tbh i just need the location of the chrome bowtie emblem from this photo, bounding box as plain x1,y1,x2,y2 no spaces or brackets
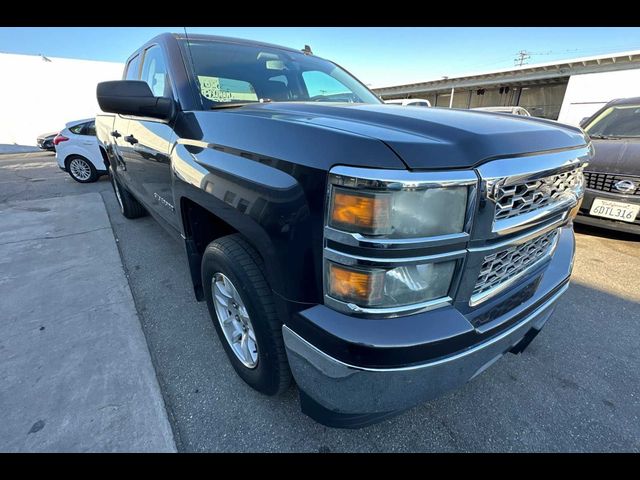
614,179,636,193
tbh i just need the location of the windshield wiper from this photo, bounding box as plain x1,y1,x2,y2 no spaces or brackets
210,102,258,110
210,99,273,110
589,134,622,140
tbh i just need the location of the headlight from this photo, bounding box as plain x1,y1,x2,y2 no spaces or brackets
327,260,457,309
324,166,476,315
329,185,468,237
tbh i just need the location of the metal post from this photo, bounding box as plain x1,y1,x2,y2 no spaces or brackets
449,87,455,108
515,86,523,106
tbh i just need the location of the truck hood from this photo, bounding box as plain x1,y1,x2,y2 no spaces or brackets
588,138,640,176
229,103,588,169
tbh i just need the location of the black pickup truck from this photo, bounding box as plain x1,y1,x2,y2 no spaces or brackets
96,33,590,428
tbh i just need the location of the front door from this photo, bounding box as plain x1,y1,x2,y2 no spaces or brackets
122,44,179,231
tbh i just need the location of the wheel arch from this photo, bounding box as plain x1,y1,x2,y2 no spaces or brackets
179,196,286,306
64,152,87,168
171,139,322,316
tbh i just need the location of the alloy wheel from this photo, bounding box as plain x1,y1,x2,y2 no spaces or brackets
69,158,91,181
212,272,259,368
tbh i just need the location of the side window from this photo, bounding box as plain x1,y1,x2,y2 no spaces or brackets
81,121,96,136
140,45,171,98
69,124,83,134
124,54,141,80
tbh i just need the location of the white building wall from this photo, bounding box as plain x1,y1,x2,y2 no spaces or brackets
0,53,124,146
558,69,640,126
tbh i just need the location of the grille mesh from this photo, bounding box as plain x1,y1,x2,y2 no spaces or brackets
492,167,584,220
584,171,640,196
473,229,558,299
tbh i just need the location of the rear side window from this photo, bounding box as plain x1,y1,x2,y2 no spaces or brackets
141,45,172,98
125,54,141,80
69,121,95,136
81,121,96,136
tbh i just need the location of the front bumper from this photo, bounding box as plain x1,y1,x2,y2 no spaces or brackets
575,188,640,234
283,227,575,428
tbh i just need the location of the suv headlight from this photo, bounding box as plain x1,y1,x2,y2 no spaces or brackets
324,167,477,314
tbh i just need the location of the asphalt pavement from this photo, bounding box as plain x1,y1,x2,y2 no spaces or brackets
1,152,638,452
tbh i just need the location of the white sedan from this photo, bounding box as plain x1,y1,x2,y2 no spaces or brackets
54,118,107,183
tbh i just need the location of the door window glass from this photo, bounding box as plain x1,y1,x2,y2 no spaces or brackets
125,54,141,80
141,46,171,97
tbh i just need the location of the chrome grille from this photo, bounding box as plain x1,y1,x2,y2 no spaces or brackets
491,167,585,220
472,229,559,303
584,171,640,196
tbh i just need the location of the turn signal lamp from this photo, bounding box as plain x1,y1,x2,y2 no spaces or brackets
327,263,384,306
329,189,391,235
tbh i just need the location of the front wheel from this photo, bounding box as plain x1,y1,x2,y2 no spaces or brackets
202,234,291,395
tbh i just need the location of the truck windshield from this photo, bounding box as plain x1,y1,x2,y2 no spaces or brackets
585,104,640,138
179,39,382,108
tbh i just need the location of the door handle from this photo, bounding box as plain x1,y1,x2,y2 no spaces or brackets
110,130,121,138
124,135,138,145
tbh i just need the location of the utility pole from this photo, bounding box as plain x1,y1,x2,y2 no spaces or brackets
514,50,531,67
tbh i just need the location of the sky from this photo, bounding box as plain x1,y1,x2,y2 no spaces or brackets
2,27,640,88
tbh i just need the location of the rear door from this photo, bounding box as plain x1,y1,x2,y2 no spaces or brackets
78,121,105,171
121,44,178,230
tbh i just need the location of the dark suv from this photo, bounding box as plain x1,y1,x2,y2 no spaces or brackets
576,97,640,234
96,33,590,428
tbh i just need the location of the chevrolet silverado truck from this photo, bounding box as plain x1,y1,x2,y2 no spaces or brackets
96,33,590,428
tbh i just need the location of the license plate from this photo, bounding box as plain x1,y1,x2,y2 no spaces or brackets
589,198,640,222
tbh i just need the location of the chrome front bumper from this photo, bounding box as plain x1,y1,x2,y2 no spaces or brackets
284,284,564,427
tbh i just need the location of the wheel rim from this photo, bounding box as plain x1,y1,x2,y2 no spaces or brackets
110,171,124,213
69,158,91,181
212,272,258,368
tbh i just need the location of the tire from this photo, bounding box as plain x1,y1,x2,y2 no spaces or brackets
66,155,98,183
202,234,291,396
108,166,146,219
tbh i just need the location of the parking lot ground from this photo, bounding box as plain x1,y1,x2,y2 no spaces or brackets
1,152,639,452
0,189,175,452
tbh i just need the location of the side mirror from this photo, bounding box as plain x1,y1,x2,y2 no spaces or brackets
97,80,175,121
579,116,590,128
